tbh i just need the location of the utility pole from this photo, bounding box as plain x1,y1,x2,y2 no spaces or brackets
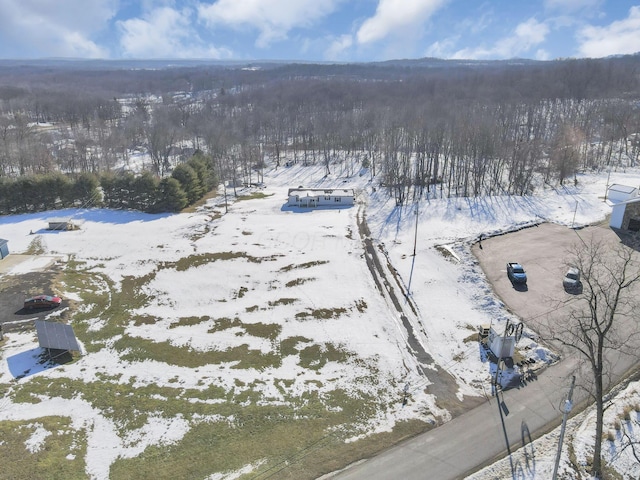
553,375,576,480
223,182,228,214
412,204,419,257
406,205,419,296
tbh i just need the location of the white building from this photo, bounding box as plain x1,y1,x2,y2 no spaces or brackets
610,197,640,231
287,188,355,208
607,184,638,203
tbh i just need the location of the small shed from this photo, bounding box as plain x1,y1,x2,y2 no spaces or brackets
610,197,640,231
48,218,81,231
0,238,8,259
607,184,638,203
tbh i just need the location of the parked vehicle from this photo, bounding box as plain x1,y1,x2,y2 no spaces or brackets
506,262,527,284
563,267,581,291
24,295,62,310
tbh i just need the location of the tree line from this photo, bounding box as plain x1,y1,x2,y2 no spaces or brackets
0,55,639,208
0,151,217,214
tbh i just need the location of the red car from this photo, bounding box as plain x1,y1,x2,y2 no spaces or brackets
24,295,62,310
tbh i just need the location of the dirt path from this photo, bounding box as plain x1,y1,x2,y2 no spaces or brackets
356,204,479,414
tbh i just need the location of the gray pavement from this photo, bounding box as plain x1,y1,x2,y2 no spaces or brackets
474,222,615,341
329,356,581,480
329,222,640,480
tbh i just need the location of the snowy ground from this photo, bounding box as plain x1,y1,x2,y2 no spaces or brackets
0,162,639,479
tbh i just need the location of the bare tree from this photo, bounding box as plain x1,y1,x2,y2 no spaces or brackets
547,237,640,478
549,122,583,185
617,412,640,468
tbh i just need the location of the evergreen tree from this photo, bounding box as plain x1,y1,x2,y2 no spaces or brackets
0,177,11,214
100,172,135,209
73,172,101,207
99,172,117,209
153,177,187,212
132,171,159,211
38,173,72,210
171,163,201,205
14,176,36,212
189,151,218,191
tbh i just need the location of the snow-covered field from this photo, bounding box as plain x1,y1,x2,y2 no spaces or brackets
0,162,639,479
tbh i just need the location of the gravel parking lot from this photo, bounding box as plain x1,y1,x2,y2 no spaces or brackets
0,256,68,333
472,222,626,339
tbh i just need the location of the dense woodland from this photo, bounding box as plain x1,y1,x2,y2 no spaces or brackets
0,56,639,212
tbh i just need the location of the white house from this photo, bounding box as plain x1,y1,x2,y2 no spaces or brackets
607,184,638,203
287,188,355,208
610,197,640,231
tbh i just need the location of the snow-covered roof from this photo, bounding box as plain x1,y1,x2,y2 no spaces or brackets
611,196,640,209
608,183,637,194
287,187,354,197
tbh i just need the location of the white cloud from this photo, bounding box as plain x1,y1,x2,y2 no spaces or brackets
117,7,231,59
356,0,447,45
324,34,353,60
425,37,458,58
452,17,550,60
513,17,550,46
535,49,551,61
197,0,341,48
544,0,602,13
0,0,116,57
577,6,640,58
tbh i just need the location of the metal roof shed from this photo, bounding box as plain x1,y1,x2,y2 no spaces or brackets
47,218,81,231
35,320,80,359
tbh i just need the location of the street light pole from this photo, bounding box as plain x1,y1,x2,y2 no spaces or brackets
553,375,576,480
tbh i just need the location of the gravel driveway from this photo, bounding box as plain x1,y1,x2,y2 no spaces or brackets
0,255,68,333
471,221,634,350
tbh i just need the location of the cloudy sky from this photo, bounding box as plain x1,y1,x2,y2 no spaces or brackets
0,0,639,62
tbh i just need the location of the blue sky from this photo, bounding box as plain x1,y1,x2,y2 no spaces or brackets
0,1,639,62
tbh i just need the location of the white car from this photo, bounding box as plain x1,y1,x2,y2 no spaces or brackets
563,267,581,291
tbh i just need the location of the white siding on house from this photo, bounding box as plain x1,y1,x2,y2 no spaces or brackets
287,188,355,208
610,202,626,229
609,196,640,230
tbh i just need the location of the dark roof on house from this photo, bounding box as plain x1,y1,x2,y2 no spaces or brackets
35,320,80,352
0,238,7,245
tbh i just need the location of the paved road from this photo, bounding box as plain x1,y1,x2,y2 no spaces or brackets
328,222,640,480
329,355,583,480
